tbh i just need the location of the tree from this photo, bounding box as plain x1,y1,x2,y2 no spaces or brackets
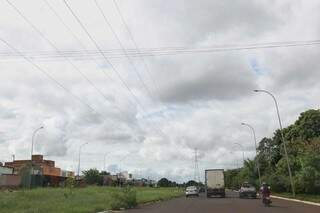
100,171,110,175
293,109,320,141
186,180,198,187
255,108,320,194
225,169,241,189
157,178,176,187
82,168,102,185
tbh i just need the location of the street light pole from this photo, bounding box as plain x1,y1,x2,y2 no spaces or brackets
254,89,295,197
241,122,261,185
77,142,88,177
31,126,44,158
30,126,44,188
234,143,245,164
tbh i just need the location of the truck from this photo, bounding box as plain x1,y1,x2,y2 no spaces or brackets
205,169,225,198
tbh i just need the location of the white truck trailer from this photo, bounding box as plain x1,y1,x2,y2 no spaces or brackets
205,169,225,198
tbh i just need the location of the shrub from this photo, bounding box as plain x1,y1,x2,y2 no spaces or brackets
83,169,102,185
110,187,137,210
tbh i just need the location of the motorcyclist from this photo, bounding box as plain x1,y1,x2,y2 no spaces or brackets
260,182,270,197
260,182,271,206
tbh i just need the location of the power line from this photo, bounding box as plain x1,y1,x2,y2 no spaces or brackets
42,0,141,125
0,37,100,116
62,0,168,139
44,0,167,141
4,0,141,136
5,0,114,109
112,0,160,96
1,39,319,61
110,0,177,142
94,0,156,103
62,0,142,106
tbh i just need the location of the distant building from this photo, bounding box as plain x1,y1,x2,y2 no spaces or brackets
117,171,133,181
132,178,157,187
102,174,118,186
4,155,74,187
0,166,19,187
0,166,13,175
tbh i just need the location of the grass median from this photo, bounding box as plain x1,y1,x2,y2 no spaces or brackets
0,187,184,213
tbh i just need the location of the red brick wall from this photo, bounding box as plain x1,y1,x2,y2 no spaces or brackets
0,174,21,186
42,165,61,176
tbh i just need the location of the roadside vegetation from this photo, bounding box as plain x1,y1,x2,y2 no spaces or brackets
225,109,320,199
0,186,183,213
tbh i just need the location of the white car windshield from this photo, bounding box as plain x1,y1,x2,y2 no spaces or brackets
186,186,197,190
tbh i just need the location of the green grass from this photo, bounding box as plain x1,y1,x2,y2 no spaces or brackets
0,187,183,213
274,192,320,203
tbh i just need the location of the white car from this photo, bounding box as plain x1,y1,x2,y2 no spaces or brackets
186,186,199,197
239,182,257,198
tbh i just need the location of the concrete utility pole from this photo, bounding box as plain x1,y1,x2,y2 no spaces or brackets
77,142,88,177
254,89,295,197
241,122,261,185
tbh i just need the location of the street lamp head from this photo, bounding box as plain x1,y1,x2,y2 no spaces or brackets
241,122,245,125
253,89,259,92
40,126,44,129
79,142,88,149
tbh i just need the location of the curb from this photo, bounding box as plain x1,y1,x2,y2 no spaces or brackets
271,195,320,207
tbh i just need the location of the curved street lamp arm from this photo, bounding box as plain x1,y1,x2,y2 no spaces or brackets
31,126,44,157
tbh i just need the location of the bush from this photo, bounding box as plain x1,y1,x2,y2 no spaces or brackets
268,173,289,192
66,177,76,189
83,169,102,185
110,187,137,210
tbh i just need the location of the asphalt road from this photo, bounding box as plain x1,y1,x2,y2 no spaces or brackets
125,191,320,213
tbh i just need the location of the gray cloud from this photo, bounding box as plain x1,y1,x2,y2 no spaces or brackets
267,47,320,91
155,54,257,103
121,0,280,46
0,0,320,182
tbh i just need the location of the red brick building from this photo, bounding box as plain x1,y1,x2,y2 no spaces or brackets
4,155,74,187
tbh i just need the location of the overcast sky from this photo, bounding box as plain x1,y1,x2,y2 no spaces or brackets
0,0,320,183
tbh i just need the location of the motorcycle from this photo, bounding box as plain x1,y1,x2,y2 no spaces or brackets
262,196,272,207
260,185,272,207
